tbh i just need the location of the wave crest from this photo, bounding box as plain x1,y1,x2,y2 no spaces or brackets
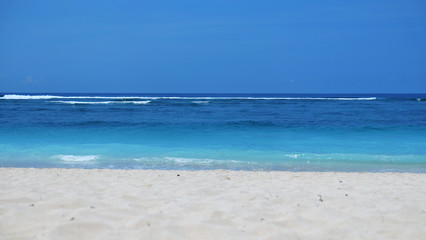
1,94,377,101
51,100,151,105
52,155,99,162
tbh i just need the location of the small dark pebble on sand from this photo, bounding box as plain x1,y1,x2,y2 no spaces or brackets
30,204,35,207
70,217,75,221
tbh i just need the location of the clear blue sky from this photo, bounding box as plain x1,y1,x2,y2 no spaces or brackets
1,0,425,93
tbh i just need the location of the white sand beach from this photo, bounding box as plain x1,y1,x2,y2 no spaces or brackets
1,168,425,240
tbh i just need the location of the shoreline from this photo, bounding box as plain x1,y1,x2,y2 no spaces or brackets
1,168,426,239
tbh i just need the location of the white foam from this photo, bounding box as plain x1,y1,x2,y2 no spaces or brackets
164,157,210,163
288,154,300,159
1,94,377,101
134,156,242,164
3,94,63,100
192,101,210,104
2,94,155,100
282,152,426,162
127,100,151,104
53,155,99,162
52,101,114,104
51,100,151,105
247,97,377,100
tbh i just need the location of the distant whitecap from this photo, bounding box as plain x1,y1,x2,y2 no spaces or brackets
50,100,151,105
1,94,377,101
192,101,210,104
51,101,114,104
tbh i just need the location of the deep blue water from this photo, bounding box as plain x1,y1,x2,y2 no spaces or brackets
1,93,426,172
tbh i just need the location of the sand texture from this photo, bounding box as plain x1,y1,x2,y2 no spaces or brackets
1,168,426,240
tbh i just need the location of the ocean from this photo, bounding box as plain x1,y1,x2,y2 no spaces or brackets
1,93,425,172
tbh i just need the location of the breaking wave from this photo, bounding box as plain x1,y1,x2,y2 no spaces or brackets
52,155,99,162
50,100,151,105
192,101,210,104
1,94,377,101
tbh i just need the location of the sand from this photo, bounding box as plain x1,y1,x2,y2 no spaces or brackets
1,168,425,240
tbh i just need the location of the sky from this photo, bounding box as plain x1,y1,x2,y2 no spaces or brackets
1,0,425,93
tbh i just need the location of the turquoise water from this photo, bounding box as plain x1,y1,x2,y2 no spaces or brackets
1,93,425,172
